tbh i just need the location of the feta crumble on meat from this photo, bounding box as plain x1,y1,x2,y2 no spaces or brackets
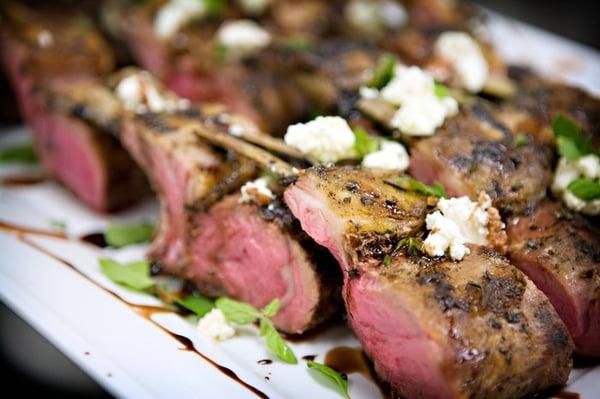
154,0,207,40
345,0,407,34
434,31,489,93
115,71,190,113
362,141,409,171
237,0,271,15
240,177,275,205
552,154,600,215
197,309,235,341
216,20,271,59
423,193,504,261
365,65,458,136
284,116,356,163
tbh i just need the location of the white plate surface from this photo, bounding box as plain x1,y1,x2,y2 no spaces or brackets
1,12,599,399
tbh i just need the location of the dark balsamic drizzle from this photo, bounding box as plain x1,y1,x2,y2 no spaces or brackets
1,175,47,187
80,232,107,248
257,359,272,365
16,233,269,399
301,355,316,361
0,220,67,239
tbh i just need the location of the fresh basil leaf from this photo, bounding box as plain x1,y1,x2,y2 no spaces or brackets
175,295,215,317
105,223,154,248
215,297,260,324
99,258,155,291
49,220,66,231
552,114,592,160
567,178,600,201
394,176,446,198
0,143,37,164
307,361,350,399
354,128,380,159
204,0,225,15
395,237,423,255
261,299,281,318
260,318,297,364
513,133,529,147
434,82,450,98
382,255,392,267
367,54,396,89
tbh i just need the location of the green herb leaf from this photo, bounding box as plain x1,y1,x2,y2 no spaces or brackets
382,255,392,267
215,297,260,324
513,133,529,147
261,299,281,318
552,114,592,160
0,143,37,164
105,223,154,248
175,295,214,317
394,176,446,198
49,220,66,231
434,82,450,98
260,318,297,364
215,44,228,64
307,361,350,399
395,237,423,255
203,0,225,15
282,36,312,52
567,178,600,201
367,54,396,89
99,258,155,291
353,128,380,159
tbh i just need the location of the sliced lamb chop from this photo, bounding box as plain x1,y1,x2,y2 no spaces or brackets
409,102,554,215
119,105,341,333
284,165,573,398
0,2,147,211
506,200,600,357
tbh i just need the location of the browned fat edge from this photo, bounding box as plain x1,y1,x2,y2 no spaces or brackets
17,236,269,399
0,220,67,239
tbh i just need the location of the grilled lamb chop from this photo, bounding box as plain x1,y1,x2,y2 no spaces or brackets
409,102,554,215
284,165,573,398
0,2,147,211
506,200,600,357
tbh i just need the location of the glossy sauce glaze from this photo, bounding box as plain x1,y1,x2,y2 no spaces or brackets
79,232,108,248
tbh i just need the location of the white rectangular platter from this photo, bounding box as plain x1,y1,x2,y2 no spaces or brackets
0,10,599,399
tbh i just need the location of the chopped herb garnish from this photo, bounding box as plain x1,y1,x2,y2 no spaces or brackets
0,143,37,164
175,294,214,317
307,361,351,399
215,297,297,363
513,133,529,147
308,109,322,120
395,237,423,255
353,128,380,159
215,44,228,64
99,258,155,291
393,176,447,198
434,82,450,98
551,114,594,160
567,178,600,201
282,36,312,52
259,169,279,180
382,255,392,267
204,0,225,16
367,53,396,89
105,223,154,248
49,220,66,231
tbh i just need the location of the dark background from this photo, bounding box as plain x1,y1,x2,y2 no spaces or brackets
0,1,598,398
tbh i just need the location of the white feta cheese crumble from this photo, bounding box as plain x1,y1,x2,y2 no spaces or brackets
368,65,459,136
154,0,207,40
197,309,235,341
237,0,271,15
423,194,495,261
434,31,489,93
37,30,54,48
362,141,409,171
115,71,190,114
240,177,275,205
552,154,600,215
345,0,407,33
284,116,356,163
216,20,271,59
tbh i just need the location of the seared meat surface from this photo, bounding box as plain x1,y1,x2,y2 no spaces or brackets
284,166,573,398
409,102,554,215
507,200,600,356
